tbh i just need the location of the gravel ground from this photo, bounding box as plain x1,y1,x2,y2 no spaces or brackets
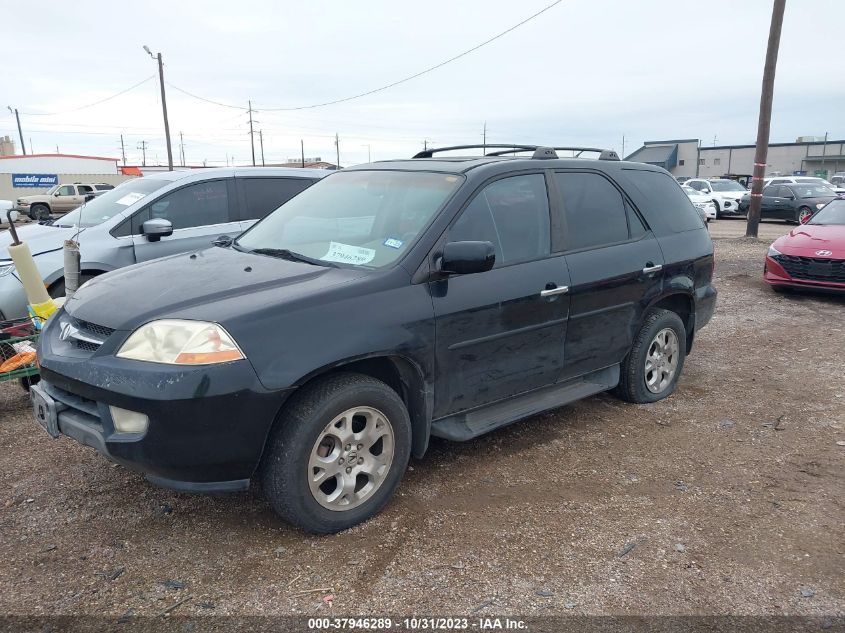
0,230,843,621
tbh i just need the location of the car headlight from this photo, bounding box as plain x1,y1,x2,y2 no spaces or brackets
767,245,781,257
116,319,245,365
0,263,15,279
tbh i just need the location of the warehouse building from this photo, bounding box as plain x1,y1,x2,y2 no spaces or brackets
0,153,131,201
626,137,844,183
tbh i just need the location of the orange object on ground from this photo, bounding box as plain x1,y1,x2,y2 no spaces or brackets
0,351,37,373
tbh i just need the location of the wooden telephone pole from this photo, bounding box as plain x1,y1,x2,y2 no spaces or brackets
746,0,787,238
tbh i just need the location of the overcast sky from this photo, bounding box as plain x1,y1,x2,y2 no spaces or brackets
2,0,841,167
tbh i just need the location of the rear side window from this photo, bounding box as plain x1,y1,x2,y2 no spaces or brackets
449,174,550,267
241,177,313,220
555,172,629,250
623,170,704,234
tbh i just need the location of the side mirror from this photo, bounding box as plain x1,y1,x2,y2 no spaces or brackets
142,218,173,242
701,188,711,194
440,240,495,275
54,192,61,197
212,235,234,247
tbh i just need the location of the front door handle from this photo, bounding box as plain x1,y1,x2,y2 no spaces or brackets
540,284,569,298
642,263,663,274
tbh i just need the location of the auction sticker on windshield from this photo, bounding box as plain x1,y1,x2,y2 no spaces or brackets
115,192,147,206
321,242,376,265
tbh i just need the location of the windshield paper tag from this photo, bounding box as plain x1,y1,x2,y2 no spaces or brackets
115,192,147,206
321,242,376,265
383,237,404,249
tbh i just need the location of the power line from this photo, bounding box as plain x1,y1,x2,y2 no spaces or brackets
19,75,156,116
167,0,563,113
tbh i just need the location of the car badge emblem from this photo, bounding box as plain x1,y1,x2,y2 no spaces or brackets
814,250,833,257
59,321,78,342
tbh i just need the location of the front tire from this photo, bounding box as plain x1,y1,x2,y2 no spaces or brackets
615,309,687,404
261,372,411,534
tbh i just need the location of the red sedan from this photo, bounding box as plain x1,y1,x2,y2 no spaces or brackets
764,199,845,292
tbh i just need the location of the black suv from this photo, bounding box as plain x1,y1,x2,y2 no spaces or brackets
32,144,716,533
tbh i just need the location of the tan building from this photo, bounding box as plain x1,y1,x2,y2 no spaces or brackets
0,136,16,157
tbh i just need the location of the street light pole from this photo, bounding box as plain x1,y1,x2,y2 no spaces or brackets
361,144,371,162
7,107,25,155
143,46,174,171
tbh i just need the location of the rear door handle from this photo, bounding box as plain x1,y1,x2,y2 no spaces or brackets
642,264,663,274
540,285,569,298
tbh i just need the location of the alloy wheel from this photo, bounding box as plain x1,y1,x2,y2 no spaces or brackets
644,328,679,394
307,406,395,511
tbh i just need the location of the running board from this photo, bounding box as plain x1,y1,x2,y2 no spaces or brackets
430,365,619,442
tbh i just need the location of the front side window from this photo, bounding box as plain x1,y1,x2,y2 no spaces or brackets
57,185,75,196
134,180,230,232
556,172,629,250
449,174,550,267
242,177,313,220
777,186,794,198
762,185,779,197
237,170,463,269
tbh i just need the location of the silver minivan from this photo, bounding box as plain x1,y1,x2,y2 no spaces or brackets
0,167,326,320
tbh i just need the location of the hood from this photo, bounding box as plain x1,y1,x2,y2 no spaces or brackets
0,223,82,260
774,224,845,258
687,192,712,203
64,246,368,330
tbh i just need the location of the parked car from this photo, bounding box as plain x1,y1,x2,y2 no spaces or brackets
32,144,716,534
0,168,325,320
764,175,845,196
831,172,845,188
681,185,716,222
749,183,838,223
764,198,845,292
15,183,115,220
684,179,748,218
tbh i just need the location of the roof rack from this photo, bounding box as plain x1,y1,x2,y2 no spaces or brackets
412,144,620,161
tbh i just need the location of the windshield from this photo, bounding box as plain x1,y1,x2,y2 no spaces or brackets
682,186,699,197
237,170,463,268
710,180,746,192
808,199,845,225
793,184,836,198
44,185,59,195
54,178,169,228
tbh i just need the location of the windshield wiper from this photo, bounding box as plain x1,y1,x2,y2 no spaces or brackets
250,247,337,268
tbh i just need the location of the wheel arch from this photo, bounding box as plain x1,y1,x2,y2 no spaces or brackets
286,353,433,459
646,291,695,353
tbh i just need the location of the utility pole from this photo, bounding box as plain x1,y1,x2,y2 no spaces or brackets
56,145,60,154
482,122,487,154
362,144,371,162
621,135,626,159
301,139,305,167
137,140,148,167
746,0,786,238
29,138,33,154
179,132,185,167
335,133,340,169
820,131,828,177
713,135,718,146
247,100,256,166
7,107,25,155
119,135,126,165
259,130,265,166
143,46,173,170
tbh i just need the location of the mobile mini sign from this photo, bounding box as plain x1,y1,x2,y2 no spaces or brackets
11,173,59,188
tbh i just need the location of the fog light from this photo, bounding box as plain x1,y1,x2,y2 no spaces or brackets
109,406,149,434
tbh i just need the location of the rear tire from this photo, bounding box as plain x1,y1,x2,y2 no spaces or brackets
615,309,687,404
260,372,411,534
796,206,813,224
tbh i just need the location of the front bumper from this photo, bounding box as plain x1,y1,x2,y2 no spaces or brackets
764,256,845,293
36,311,295,491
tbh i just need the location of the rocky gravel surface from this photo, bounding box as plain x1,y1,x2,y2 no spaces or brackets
0,233,843,622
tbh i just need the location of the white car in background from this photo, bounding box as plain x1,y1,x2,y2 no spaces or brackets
763,175,845,196
684,178,748,218
682,186,716,223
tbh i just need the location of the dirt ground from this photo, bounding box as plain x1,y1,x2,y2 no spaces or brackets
0,220,843,621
